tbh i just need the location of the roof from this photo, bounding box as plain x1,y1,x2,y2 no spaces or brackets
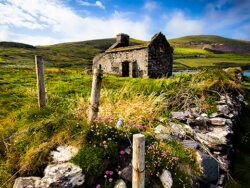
105,42,150,53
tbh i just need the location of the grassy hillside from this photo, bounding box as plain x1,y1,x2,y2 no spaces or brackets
169,35,250,51
0,38,145,69
0,35,250,70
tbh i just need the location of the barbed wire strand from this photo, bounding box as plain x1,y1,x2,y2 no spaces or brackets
0,106,88,144
0,79,83,105
0,164,27,188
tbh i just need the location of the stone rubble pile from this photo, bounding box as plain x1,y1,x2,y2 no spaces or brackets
13,146,85,188
155,93,247,187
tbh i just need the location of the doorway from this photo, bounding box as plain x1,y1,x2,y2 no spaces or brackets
122,61,129,77
132,61,138,78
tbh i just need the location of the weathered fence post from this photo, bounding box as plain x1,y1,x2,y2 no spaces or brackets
35,55,46,108
132,134,145,188
88,68,103,122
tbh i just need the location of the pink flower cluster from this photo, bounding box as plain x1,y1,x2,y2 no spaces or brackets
130,120,143,130
105,170,113,175
172,156,178,160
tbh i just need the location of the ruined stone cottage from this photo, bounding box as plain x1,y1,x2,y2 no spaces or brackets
93,32,173,78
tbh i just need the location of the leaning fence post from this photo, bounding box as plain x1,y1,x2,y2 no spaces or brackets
35,55,46,108
88,68,103,122
132,134,145,188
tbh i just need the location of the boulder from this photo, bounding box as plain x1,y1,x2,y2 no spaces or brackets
181,140,199,150
210,118,226,126
169,122,186,138
171,111,191,121
120,164,132,182
40,162,85,187
114,179,127,188
116,118,123,128
160,169,173,188
196,151,219,183
195,126,232,149
209,113,219,118
51,145,78,163
216,105,230,116
183,124,194,134
154,125,170,134
13,177,41,188
155,134,173,141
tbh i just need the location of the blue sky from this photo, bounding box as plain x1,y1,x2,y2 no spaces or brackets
0,0,249,45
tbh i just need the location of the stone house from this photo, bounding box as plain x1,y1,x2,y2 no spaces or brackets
93,32,173,78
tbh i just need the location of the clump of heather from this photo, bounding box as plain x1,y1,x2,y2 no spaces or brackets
72,116,198,187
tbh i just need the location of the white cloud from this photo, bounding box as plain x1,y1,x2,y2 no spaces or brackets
0,0,150,45
164,10,204,38
0,25,9,41
78,0,105,9
144,1,158,11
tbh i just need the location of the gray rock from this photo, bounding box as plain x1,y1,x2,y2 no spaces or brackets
228,113,234,119
183,124,194,134
196,151,219,183
154,125,170,134
116,118,123,128
220,95,233,106
226,119,233,128
201,113,208,117
195,126,232,149
160,169,173,188
181,140,199,149
114,179,127,188
187,118,204,127
169,122,186,138
209,113,219,118
210,118,226,126
237,94,244,102
196,116,211,124
120,164,132,182
155,133,173,140
13,177,41,188
51,145,78,163
41,162,85,187
171,111,191,121
217,105,230,115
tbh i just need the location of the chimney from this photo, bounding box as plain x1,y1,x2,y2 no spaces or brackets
116,33,129,47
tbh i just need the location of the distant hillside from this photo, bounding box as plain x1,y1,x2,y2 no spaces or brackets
0,41,35,49
169,35,250,52
0,35,250,70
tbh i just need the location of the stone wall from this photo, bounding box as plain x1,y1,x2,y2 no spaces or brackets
93,48,149,78
148,33,173,78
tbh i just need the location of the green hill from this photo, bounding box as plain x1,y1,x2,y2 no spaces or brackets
169,35,250,52
0,41,35,49
0,35,249,70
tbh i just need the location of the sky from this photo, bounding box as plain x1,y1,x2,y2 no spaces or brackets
0,0,249,45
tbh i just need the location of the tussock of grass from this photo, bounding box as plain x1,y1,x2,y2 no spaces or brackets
99,86,166,129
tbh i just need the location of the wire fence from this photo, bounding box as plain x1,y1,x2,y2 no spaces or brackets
0,66,92,102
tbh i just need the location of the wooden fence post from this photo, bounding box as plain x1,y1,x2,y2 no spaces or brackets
88,68,103,122
35,55,46,108
132,134,145,188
